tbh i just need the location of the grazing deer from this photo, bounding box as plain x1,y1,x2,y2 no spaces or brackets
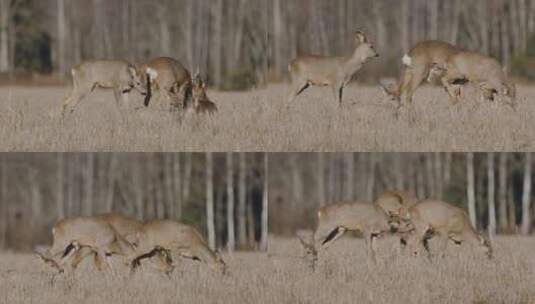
287,31,379,105
36,216,135,273
184,72,218,115
401,199,492,259
61,60,147,117
436,50,516,106
131,220,226,275
379,40,460,107
298,201,398,270
142,57,192,111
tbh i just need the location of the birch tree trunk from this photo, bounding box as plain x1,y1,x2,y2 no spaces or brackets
487,153,496,237
260,153,268,252
317,153,326,206
521,153,532,235
206,153,216,249
498,153,508,232
57,154,65,219
344,153,354,200
0,156,7,248
84,153,94,216
467,153,477,228
0,0,10,72
238,153,247,247
366,154,376,202
226,153,235,252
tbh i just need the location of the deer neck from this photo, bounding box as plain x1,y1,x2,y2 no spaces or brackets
344,48,366,73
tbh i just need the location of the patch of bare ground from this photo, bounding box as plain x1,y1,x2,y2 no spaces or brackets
0,84,533,151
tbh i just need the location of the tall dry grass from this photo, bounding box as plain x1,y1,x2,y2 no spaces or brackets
0,84,533,151
1,251,275,304
267,236,535,304
2,236,535,303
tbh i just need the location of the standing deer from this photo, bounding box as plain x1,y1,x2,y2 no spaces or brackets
142,57,192,111
36,216,135,273
401,199,492,259
298,201,398,270
287,31,379,105
379,40,460,107
61,60,147,117
131,220,226,275
435,50,516,106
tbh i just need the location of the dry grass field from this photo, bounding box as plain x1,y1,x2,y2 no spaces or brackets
1,250,276,304
0,84,534,151
2,236,535,303
267,235,535,304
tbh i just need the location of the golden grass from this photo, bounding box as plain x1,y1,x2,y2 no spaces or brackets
3,236,535,303
267,235,535,304
0,84,533,151
1,251,274,304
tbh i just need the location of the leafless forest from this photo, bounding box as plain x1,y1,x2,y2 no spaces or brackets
270,153,533,237
2,1,535,84
0,153,268,253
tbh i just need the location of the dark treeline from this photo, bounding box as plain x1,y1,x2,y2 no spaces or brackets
269,153,533,237
0,153,269,252
3,1,535,88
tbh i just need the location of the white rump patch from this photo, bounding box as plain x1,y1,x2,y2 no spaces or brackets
402,54,412,67
146,67,158,81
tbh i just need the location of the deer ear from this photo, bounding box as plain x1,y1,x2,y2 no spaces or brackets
128,66,138,78
355,31,367,43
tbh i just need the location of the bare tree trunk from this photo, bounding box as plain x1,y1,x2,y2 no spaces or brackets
158,5,171,55
521,153,532,235
394,154,404,190
467,153,477,228
133,160,145,220
0,0,10,72
206,153,216,249
212,0,224,87
106,154,118,212
183,153,192,203
487,153,496,237
344,153,354,200
425,154,436,197
508,177,517,232
434,153,443,200
165,154,175,219
57,154,65,219
443,152,452,187
366,154,376,202
400,0,410,53
57,0,67,78
260,153,268,252
173,154,182,220
238,153,247,247
84,153,94,216
290,154,303,206
226,153,235,252
0,156,7,248
498,153,508,232
317,153,326,206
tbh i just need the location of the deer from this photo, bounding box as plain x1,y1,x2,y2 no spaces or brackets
61,60,147,117
287,31,379,105
184,71,218,115
141,57,192,111
297,201,398,270
379,40,461,108
130,220,226,275
375,190,419,250
36,215,136,274
400,199,492,259
433,50,516,106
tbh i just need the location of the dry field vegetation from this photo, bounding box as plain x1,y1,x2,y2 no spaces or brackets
0,84,534,151
1,236,535,303
267,236,535,304
1,251,276,304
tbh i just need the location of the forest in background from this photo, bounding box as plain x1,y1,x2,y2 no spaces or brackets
0,153,269,252
2,1,535,88
269,153,533,238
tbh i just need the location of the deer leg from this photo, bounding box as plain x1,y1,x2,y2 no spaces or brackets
364,232,379,264
441,77,461,105
317,227,346,250
70,247,93,270
403,66,426,106
287,81,309,103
